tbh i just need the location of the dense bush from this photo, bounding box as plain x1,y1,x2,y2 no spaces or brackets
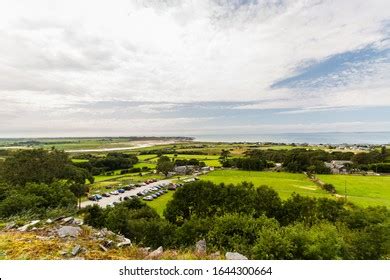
0,182,77,217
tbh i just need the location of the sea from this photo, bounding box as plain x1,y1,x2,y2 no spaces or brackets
191,132,390,145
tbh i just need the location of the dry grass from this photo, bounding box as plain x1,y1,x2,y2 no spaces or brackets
0,229,223,260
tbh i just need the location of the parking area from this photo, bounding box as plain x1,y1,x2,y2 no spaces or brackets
80,179,174,208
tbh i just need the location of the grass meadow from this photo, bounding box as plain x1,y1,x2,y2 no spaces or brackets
201,170,330,200
317,174,390,208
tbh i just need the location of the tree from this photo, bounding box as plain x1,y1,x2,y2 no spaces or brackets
69,183,89,209
253,186,283,218
0,149,93,186
157,156,174,177
220,149,231,161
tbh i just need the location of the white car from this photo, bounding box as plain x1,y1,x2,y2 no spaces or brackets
110,190,119,195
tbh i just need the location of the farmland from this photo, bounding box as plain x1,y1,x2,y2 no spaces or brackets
201,170,330,199
317,174,390,208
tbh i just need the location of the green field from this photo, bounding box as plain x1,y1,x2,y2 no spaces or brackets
317,174,390,208
133,162,157,169
202,170,330,200
145,190,175,217
71,159,89,163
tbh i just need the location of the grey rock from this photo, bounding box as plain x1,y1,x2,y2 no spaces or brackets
103,240,114,248
72,245,81,256
73,218,83,225
57,226,81,238
195,239,207,254
99,244,108,252
5,222,16,230
18,220,40,232
117,238,132,248
147,246,163,258
54,216,65,222
139,247,151,255
61,217,74,224
225,252,248,260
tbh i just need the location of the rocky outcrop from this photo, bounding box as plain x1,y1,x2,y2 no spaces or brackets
147,246,163,259
18,220,40,232
225,252,248,260
57,226,82,238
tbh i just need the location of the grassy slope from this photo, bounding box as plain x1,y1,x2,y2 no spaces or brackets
317,174,390,208
202,170,330,200
0,230,221,260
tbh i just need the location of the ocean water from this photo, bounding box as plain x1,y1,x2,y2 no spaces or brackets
192,132,390,145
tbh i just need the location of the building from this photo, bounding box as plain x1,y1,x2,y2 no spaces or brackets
325,160,353,174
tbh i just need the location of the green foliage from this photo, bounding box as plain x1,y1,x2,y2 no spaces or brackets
156,156,174,176
164,181,264,224
207,214,278,257
352,150,383,164
83,199,175,248
0,182,77,217
0,149,93,186
253,186,282,218
174,217,213,247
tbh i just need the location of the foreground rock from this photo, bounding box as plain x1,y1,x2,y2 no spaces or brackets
72,245,81,256
195,240,207,254
5,222,16,230
225,252,248,260
57,226,81,238
117,238,132,248
18,220,40,232
61,217,74,224
147,246,163,258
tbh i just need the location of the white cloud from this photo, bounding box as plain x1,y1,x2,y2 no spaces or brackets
0,0,389,136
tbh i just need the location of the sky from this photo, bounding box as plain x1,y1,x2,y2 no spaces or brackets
0,0,389,137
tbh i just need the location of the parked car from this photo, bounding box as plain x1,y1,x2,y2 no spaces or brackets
95,194,103,200
110,190,119,195
88,195,97,201
102,193,111,197
143,196,153,201
151,194,158,199
168,184,177,190
137,192,143,196
118,189,125,193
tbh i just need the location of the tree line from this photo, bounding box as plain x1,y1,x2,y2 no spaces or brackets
220,147,389,173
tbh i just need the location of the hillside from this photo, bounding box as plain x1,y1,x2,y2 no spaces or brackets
0,216,223,260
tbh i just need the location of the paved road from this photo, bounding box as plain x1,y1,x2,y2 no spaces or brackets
80,179,174,208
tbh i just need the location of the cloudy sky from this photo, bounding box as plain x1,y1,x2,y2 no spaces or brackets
0,0,389,137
